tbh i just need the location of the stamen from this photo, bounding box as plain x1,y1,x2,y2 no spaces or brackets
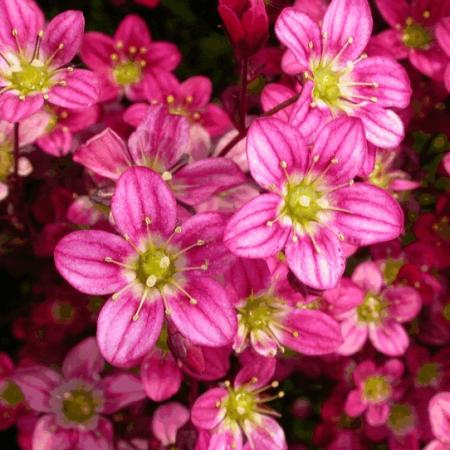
347,93,378,103
342,81,378,88
132,288,148,321
161,171,172,181
46,43,65,65
172,240,205,258
178,262,209,272
104,257,137,270
320,179,354,194
166,226,182,245
279,160,291,182
303,154,320,181
12,29,23,55
330,36,353,65
266,211,286,227
31,30,44,62
160,291,171,315
170,280,198,304
123,233,141,254
311,157,339,183
307,230,322,253
112,279,138,300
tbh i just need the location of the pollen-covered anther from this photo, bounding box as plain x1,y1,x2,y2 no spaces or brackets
161,171,172,181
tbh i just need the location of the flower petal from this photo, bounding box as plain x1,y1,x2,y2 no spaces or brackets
345,389,367,417
62,337,104,380
369,322,409,356
352,261,384,294
385,286,422,323
337,318,368,355
275,8,321,72
191,387,228,429
73,128,132,180
330,182,404,246
0,92,43,122
247,117,308,190
224,193,289,258
312,116,367,184
54,230,131,295
374,0,409,27
243,415,287,450
280,309,343,355
32,416,76,450
321,0,373,63
112,166,177,242
152,402,190,446
80,32,115,70
366,403,390,426
167,276,237,347
429,392,450,443
97,292,164,367
42,11,84,67
285,227,345,289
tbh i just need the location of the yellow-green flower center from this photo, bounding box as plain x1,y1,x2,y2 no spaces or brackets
443,302,450,321
416,362,440,387
357,294,386,324
383,258,403,285
52,301,75,324
283,181,325,229
0,381,24,406
238,295,281,333
223,387,257,423
0,141,13,182
312,64,343,107
62,389,97,424
388,404,414,434
363,375,392,403
113,61,142,86
137,246,175,288
402,20,432,49
8,61,54,97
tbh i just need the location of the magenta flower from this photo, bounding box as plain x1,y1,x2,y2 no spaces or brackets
436,17,450,92
80,14,180,101
55,166,237,367
0,353,24,430
326,261,422,356
192,357,287,450
345,359,404,426
74,105,245,206
0,0,99,122
13,337,146,450
275,0,412,148
374,0,450,81
227,258,343,357
426,392,450,450
224,117,404,289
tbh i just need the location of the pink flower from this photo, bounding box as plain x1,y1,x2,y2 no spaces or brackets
74,106,245,207
55,166,237,367
135,0,160,8
218,0,269,58
224,117,404,289
374,0,450,81
0,0,99,122
227,258,343,356
191,357,287,450
13,337,146,450
345,359,404,426
36,104,100,157
326,261,422,356
80,14,180,102
152,402,189,448
275,0,412,148
426,392,450,450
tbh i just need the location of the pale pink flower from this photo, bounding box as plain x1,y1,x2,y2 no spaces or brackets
426,392,450,450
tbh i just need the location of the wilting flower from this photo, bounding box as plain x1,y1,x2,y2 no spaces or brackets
0,0,99,122
226,258,343,356
192,357,287,450
374,0,450,81
426,392,450,450
80,14,180,101
13,338,146,450
55,166,237,367
224,117,404,289
74,106,245,206
345,359,404,426
275,0,412,148
326,261,422,356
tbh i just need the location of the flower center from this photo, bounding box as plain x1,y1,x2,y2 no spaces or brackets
383,258,403,285
357,294,386,324
51,301,75,324
0,141,13,182
238,295,279,332
223,387,257,422
402,19,432,49
363,375,392,403
113,61,142,86
9,61,53,97
0,381,24,406
312,64,343,106
283,181,325,228
62,388,97,424
416,362,440,387
388,404,415,435
443,303,450,321
136,246,175,288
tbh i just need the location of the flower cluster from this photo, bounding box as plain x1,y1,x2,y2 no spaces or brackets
0,0,449,449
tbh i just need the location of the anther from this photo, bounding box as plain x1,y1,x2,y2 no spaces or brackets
185,95,193,104
167,95,175,104
197,239,205,246
160,256,170,268
308,41,314,49
423,10,430,19
11,29,18,37
280,160,287,169
145,217,152,225
161,171,172,181
129,46,137,54
292,330,299,337
146,275,157,287
271,381,279,388
348,36,354,44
